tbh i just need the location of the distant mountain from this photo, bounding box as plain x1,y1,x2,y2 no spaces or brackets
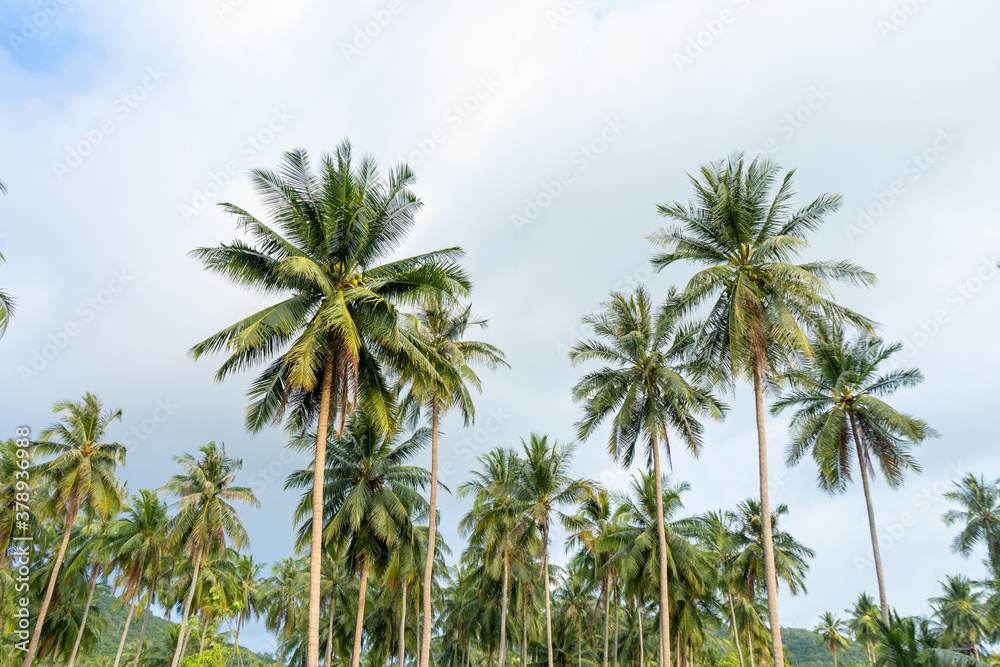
783,627,870,667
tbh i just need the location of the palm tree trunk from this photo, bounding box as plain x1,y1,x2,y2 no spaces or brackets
542,522,555,667
400,579,408,667
521,588,528,667
849,414,890,626
22,500,80,667
726,589,745,667
326,587,337,667
199,614,209,654
113,595,138,667
68,564,100,667
648,435,672,667
133,597,152,667
603,576,610,667
419,402,441,667
637,598,645,667
578,616,583,667
745,627,754,667
308,356,337,667
613,576,619,667
832,646,838,667
351,564,370,667
170,547,204,667
751,361,784,667
499,558,510,667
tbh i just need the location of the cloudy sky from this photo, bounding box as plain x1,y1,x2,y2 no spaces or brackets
2,0,999,654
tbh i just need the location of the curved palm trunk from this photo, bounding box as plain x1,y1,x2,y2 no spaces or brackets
308,357,337,667
849,414,890,626
170,547,204,667
67,564,100,667
542,522,555,667
726,589,745,667
499,558,510,667
113,595,138,667
400,580,408,667
751,363,783,667
745,627,754,667
199,614,210,654
637,597,645,667
602,576,610,667
22,500,79,667
831,645,838,667
351,564,370,667
419,403,441,667
649,435,672,667
326,587,337,667
133,597,152,667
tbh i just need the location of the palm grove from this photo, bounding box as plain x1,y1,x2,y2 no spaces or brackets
2,147,998,667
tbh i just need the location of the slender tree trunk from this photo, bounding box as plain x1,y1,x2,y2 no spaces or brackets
199,614,209,654
45,652,55,667
326,587,337,667
832,646,838,667
308,357,337,667
386,627,393,667
542,522,555,667
649,435,672,667
68,564,100,667
726,589,745,667
400,579,408,667
602,576,610,667
521,589,528,667
113,595,138,667
171,547,204,667
637,598,645,667
419,403,441,667
499,558,510,667
849,414,891,626
351,564,370,667
22,501,80,667
752,362,784,667
613,576,620,667
133,597,152,667
578,616,582,667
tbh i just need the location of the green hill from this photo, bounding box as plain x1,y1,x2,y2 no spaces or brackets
783,627,870,667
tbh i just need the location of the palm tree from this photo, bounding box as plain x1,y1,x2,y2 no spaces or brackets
943,475,1000,577
161,442,260,667
509,434,592,667
63,517,113,667
648,154,876,666
872,613,991,667
570,286,725,667
727,499,814,601
688,510,746,667
190,144,470,667
23,393,126,667
232,554,264,667
816,612,850,667
0,438,37,571
287,410,431,667
0,250,13,338
773,328,935,623
931,576,990,659
567,489,618,667
846,593,881,664
263,557,310,665
397,293,507,667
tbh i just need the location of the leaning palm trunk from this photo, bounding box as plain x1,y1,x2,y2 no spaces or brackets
308,358,337,667
542,523,555,667
498,559,510,667
850,414,891,625
112,595,138,667
133,598,152,667
326,587,337,667
752,363,784,667
400,580,408,667
22,500,80,667
613,577,619,667
521,589,528,667
649,435,672,667
170,547,204,667
726,589,745,667
419,403,441,667
352,564,371,667
67,564,100,667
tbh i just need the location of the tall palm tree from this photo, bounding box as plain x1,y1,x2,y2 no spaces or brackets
190,144,470,667
816,612,849,667
773,328,935,623
846,593,881,664
931,576,990,659
397,293,507,667
63,517,113,667
727,499,814,601
287,411,431,667
23,393,126,667
161,442,260,667
232,554,264,667
648,154,876,666
943,475,1000,577
569,285,725,667
509,434,592,667
263,557,310,665
567,489,618,667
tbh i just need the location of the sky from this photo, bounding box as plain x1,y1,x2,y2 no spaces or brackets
2,0,1000,656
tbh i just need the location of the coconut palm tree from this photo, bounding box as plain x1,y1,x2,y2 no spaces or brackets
0,251,13,338
287,410,431,667
508,435,592,667
816,612,850,667
773,328,935,623
872,613,992,667
22,393,127,667
943,475,1000,577
161,442,259,667
931,576,990,659
846,592,881,664
263,557,310,665
570,286,725,667
190,144,470,667
231,554,264,667
649,154,876,666
727,499,813,600
398,292,507,667
63,517,113,667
